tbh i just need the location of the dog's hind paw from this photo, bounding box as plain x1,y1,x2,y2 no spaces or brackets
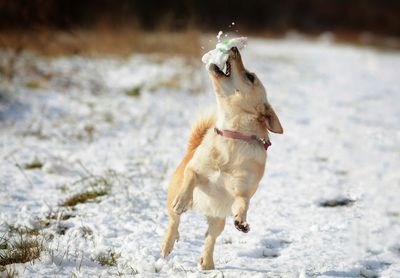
172,193,192,215
160,243,172,258
161,230,179,258
161,238,175,258
200,257,215,270
234,219,250,233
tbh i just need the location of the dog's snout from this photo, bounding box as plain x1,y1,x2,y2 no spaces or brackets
227,46,245,72
229,47,239,59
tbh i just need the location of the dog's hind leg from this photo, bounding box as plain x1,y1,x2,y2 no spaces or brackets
161,209,180,258
161,177,183,258
172,167,197,214
200,216,225,270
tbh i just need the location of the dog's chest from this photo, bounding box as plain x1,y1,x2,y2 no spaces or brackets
189,136,267,217
208,161,259,195
196,143,265,193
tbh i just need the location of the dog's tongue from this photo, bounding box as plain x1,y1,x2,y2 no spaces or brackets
202,35,247,70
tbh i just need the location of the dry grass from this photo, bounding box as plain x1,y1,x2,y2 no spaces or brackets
0,27,201,57
60,170,116,207
95,250,120,267
61,189,109,207
23,160,43,170
0,26,398,61
80,226,93,238
37,209,75,229
7,225,40,237
126,87,141,97
0,228,44,267
0,266,17,277
0,239,42,266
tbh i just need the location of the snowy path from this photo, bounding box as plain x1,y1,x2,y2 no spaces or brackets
1,38,399,277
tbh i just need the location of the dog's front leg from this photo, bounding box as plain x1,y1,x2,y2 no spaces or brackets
172,167,197,214
232,196,250,233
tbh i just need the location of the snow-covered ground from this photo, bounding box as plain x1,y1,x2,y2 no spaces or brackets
1,36,399,277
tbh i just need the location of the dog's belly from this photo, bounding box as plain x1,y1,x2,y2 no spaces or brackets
191,169,238,218
192,185,234,218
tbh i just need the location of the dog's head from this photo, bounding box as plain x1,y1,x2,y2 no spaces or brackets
208,47,283,134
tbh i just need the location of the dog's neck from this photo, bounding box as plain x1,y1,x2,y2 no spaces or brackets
215,105,268,139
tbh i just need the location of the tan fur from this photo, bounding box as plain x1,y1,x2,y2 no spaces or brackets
161,47,283,270
161,115,215,258
166,114,216,208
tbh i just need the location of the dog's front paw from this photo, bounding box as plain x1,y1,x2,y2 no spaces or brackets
234,219,250,233
172,193,192,215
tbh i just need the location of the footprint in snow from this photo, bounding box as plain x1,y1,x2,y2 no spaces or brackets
359,260,391,278
319,197,355,208
238,238,291,259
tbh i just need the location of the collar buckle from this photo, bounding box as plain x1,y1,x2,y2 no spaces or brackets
257,137,267,144
257,137,272,150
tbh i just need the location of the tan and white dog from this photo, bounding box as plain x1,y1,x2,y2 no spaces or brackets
161,47,283,270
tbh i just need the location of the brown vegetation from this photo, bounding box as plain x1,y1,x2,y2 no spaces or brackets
0,227,44,268
0,27,201,57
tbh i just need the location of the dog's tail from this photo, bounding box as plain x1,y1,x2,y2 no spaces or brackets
166,113,215,212
187,114,215,153
169,113,215,190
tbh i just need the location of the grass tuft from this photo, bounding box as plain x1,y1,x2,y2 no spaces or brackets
95,250,120,267
36,209,75,229
61,189,108,207
25,81,41,89
0,237,43,266
8,224,40,237
60,170,116,207
81,226,93,238
84,125,95,140
23,161,43,170
0,266,18,277
0,224,47,268
126,87,141,97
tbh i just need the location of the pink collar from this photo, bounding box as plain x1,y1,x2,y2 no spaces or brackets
214,127,272,150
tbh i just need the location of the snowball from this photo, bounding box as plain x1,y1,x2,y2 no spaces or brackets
201,36,247,70
216,31,223,41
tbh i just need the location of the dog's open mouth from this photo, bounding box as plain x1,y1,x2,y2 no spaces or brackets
210,59,231,77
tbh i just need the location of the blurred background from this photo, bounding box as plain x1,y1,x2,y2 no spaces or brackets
1,0,399,56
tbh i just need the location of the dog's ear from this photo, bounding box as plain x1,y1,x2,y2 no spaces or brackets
264,103,283,134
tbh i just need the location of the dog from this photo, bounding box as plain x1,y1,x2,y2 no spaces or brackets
161,46,283,270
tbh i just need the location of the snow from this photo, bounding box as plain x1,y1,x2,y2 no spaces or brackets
201,36,247,70
217,31,224,41
1,36,400,277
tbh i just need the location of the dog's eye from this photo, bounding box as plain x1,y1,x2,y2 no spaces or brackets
246,72,255,83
